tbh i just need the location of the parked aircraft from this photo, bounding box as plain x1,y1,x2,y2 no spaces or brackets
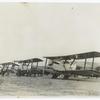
44,51,100,79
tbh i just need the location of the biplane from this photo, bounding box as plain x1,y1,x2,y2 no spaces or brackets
14,58,43,77
44,51,100,79
0,62,19,76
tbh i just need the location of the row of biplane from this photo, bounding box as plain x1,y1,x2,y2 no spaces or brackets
0,51,100,79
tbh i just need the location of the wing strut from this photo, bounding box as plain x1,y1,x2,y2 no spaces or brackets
70,58,76,70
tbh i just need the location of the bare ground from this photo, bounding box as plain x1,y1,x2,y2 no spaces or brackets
0,75,100,97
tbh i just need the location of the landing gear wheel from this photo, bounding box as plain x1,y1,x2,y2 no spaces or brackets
52,74,58,79
58,74,64,79
48,73,53,78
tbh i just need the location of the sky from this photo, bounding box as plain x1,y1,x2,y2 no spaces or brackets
0,3,100,62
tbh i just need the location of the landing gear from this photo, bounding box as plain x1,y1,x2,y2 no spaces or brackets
47,73,53,78
52,74,58,79
63,75,70,79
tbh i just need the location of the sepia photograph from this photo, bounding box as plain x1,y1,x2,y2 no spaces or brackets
0,2,100,97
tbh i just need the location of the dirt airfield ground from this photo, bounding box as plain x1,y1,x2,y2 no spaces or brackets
0,75,100,97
